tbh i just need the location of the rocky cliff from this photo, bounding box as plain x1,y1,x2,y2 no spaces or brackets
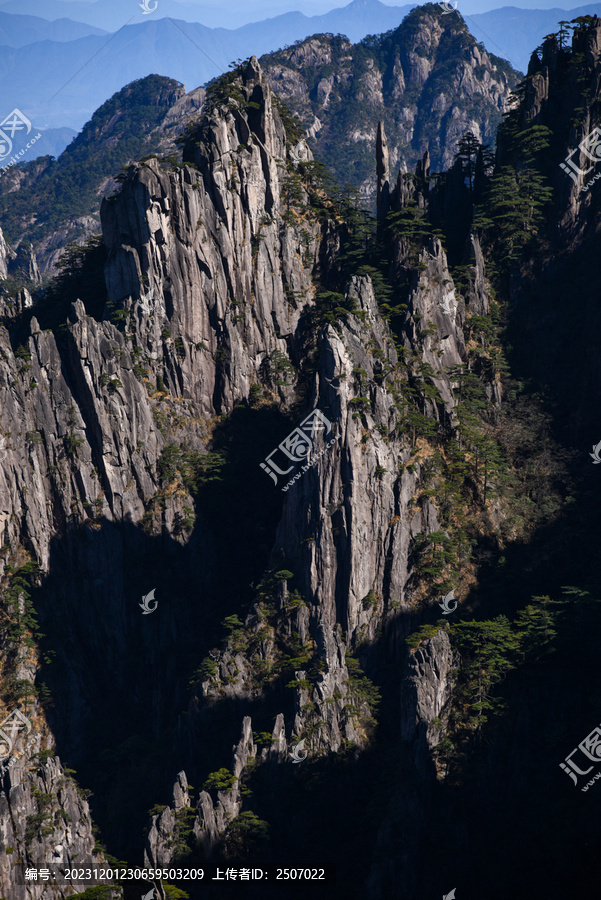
3,15,599,900
0,3,519,292
261,3,519,204
0,49,495,896
0,75,205,277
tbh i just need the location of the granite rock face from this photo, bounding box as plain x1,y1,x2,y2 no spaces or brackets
400,628,455,771
0,80,207,278
0,55,488,883
0,751,118,900
262,7,518,204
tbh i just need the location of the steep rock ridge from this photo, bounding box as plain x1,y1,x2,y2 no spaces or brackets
360,21,601,900
514,20,601,239
400,628,454,772
0,287,218,878
0,54,490,886
401,239,466,416
363,627,455,899
0,754,114,900
261,4,519,205
0,226,13,279
145,719,257,865
495,17,601,439
0,77,207,277
375,121,487,418
130,76,494,853
0,226,40,292
101,57,320,416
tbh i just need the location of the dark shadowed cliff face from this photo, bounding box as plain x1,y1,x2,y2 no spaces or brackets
261,3,519,204
2,14,601,900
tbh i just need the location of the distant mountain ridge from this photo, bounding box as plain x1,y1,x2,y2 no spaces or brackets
0,11,107,47
0,0,415,32
468,3,601,70
5,0,601,135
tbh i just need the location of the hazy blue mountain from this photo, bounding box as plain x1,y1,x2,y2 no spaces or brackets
0,0,196,29
0,0,414,31
0,11,107,47
31,126,78,158
0,2,416,131
0,0,329,29
468,4,601,71
7,0,601,134
223,0,415,47
0,21,229,131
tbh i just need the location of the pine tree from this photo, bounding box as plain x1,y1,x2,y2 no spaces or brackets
454,131,482,191
453,616,519,737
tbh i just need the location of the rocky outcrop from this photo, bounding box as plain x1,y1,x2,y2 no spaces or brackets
145,718,257,863
12,243,41,284
400,628,455,772
0,53,484,884
0,752,115,900
0,79,208,278
263,7,518,205
0,227,12,279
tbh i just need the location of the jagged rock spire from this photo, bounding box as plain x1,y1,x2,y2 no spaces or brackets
415,149,430,186
376,120,390,222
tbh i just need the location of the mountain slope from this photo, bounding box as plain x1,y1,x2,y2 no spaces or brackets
468,2,601,71
4,14,601,900
261,4,518,202
0,4,516,276
0,74,204,274
0,52,501,895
